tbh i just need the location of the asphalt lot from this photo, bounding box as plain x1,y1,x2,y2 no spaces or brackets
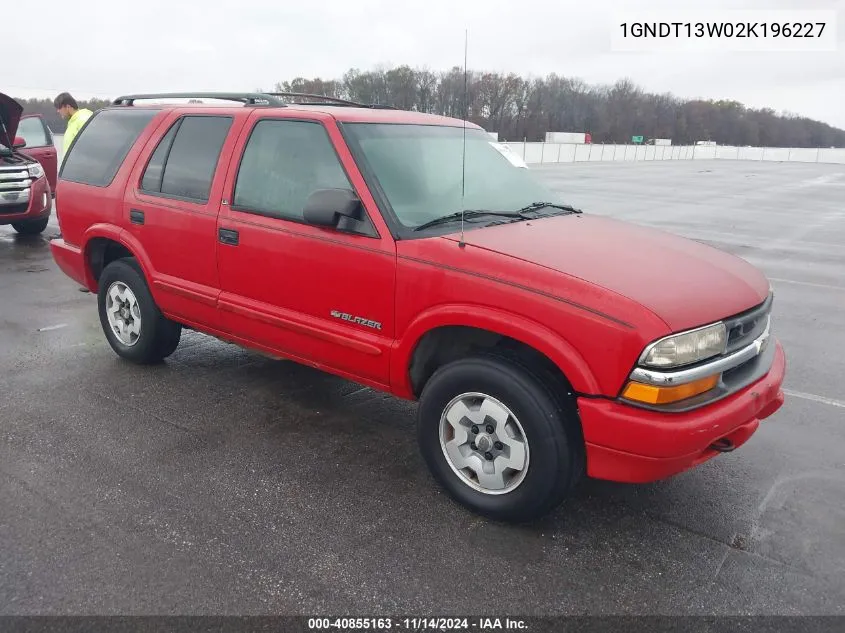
1,160,844,616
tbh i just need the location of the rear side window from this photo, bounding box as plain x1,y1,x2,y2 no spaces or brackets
140,122,179,192
140,115,232,202
60,109,159,187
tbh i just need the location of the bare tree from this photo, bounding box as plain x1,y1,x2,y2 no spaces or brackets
11,69,844,146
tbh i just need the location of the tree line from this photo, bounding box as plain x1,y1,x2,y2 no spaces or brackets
273,67,844,147
14,66,845,147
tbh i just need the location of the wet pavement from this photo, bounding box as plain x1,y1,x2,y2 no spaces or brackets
1,161,844,615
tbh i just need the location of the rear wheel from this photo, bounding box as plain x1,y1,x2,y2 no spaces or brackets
97,258,182,364
11,217,49,235
417,354,583,522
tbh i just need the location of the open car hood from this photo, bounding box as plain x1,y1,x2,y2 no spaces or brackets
0,92,23,146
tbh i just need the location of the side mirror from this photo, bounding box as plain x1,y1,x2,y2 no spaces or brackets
303,188,363,228
13,136,26,149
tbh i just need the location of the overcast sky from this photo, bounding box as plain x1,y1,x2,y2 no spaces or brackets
9,0,845,129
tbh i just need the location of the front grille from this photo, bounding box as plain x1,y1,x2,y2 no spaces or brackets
0,202,30,215
718,292,773,391
723,293,772,354
0,167,32,211
0,168,30,186
0,180,30,190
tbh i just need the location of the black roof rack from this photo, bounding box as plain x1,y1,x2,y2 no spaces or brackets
267,92,361,106
266,92,396,109
110,91,398,110
111,92,286,107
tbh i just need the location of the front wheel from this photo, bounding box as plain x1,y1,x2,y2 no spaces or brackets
12,216,49,235
97,258,182,364
417,355,583,522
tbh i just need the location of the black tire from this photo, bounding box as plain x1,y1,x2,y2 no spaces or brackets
97,257,182,364
157,325,182,359
417,354,584,523
11,216,49,235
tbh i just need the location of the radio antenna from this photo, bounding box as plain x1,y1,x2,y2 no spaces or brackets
459,29,468,248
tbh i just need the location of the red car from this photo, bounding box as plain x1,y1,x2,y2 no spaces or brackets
0,93,53,235
17,113,59,193
49,92,786,521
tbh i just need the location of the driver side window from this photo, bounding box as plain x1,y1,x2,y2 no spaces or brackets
232,119,352,222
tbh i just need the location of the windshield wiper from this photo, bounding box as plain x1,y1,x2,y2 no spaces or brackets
413,203,580,232
515,201,582,215
413,209,528,231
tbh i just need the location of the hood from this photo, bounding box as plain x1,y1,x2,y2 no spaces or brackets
0,92,23,147
443,214,770,332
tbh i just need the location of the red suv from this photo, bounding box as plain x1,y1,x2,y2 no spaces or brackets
0,93,53,235
50,92,786,521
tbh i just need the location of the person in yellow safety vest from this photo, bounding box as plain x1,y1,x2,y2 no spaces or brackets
53,92,94,292
53,92,93,164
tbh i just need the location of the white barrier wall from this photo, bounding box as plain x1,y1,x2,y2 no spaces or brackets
502,142,845,165
55,131,845,168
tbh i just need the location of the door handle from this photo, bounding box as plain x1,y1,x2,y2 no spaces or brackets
129,209,144,225
218,227,239,246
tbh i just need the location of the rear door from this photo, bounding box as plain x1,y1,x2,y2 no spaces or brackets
18,115,58,191
215,111,397,387
125,109,246,329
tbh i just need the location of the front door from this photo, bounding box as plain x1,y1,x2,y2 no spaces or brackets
18,115,58,191
216,113,396,388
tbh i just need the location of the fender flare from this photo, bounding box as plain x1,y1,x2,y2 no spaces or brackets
81,224,156,289
390,304,600,398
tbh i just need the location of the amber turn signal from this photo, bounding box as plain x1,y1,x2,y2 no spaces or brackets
622,375,720,405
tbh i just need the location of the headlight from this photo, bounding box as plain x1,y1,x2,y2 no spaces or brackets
639,322,726,368
28,163,45,179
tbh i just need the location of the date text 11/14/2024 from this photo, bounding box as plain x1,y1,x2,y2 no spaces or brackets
307,617,528,631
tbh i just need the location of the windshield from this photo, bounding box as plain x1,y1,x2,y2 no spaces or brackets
343,123,564,230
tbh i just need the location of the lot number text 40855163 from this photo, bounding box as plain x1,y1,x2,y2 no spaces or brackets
307,617,528,631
